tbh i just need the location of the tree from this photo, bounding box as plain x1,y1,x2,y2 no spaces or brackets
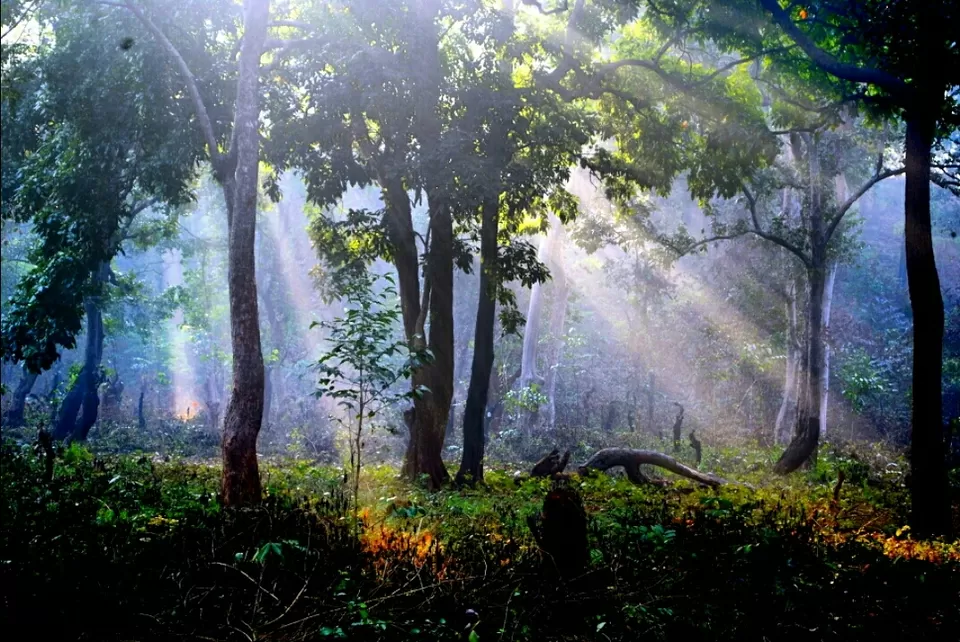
104,0,273,505
749,0,959,540
269,0,583,486
1,3,203,439
314,272,427,526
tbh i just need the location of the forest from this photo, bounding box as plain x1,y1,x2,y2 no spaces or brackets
1,0,958,640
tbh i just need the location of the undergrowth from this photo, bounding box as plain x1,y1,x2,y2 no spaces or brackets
1,438,957,641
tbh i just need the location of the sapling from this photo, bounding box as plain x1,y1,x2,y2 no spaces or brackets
313,272,429,530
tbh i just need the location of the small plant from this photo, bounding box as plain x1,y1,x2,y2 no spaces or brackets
313,272,429,530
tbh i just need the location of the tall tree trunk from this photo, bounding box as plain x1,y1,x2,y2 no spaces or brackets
904,114,948,537
776,133,825,474
542,230,569,431
519,216,562,429
72,292,106,442
820,260,838,440
519,231,550,390
400,2,455,488
53,263,107,441
775,281,800,444
457,198,499,484
3,367,37,428
404,197,454,488
219,0,269,507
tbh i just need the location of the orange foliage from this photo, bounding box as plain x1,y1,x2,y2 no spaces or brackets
361,521,443,578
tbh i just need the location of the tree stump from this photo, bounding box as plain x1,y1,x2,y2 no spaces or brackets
528,480,588,579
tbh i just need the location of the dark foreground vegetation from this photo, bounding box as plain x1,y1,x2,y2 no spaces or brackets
3,437,957,642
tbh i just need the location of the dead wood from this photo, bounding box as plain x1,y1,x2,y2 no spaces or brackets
528,446,726,487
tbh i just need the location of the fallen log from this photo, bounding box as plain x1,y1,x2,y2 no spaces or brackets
578,448,725,487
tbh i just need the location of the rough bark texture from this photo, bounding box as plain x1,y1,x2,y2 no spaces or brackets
904,114,949,537
219,0,269,507
456,199,499,485
578,448,725,487
3,368,37,428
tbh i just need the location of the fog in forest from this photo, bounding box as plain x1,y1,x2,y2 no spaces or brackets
1,1,958,640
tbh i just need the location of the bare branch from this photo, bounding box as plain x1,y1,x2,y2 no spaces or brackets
825,166,905,241
741,182,813,268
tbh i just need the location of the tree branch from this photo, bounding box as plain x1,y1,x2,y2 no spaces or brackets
119,1,224,169
741,182,812,268
825,166,905,241
757,0,909,99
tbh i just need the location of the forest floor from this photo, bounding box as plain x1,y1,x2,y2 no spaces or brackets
1,435,958,641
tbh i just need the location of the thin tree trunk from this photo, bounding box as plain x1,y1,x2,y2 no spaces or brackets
518,228,551,398
3,367,37,428
904,114,948,537
542,230,569,430
775,281,799,444
820,260,838,440
138,383,147,431
819,172,848,441
457,198,499,484
73,292,105,441
219,0,269,507
647,371,656,437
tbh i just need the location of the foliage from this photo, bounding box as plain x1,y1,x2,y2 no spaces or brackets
314,272,430,522
2,441,957,641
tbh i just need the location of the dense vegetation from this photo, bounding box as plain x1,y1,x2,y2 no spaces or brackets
1,1,958,639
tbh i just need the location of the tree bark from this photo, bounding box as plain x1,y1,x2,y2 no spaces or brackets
518,225,553,412
138,383,147,431
53,263,107,441
3,367,37,428
404,194,455,488
820,260,838,440
646,371,656,437
457,198,499,485
775,281,800,444
577,448,724,487
542,227,569,430
904,114,948,537
219,0,269,507
776,134,825,474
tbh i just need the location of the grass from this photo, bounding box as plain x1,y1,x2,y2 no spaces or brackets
1,436,958,641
